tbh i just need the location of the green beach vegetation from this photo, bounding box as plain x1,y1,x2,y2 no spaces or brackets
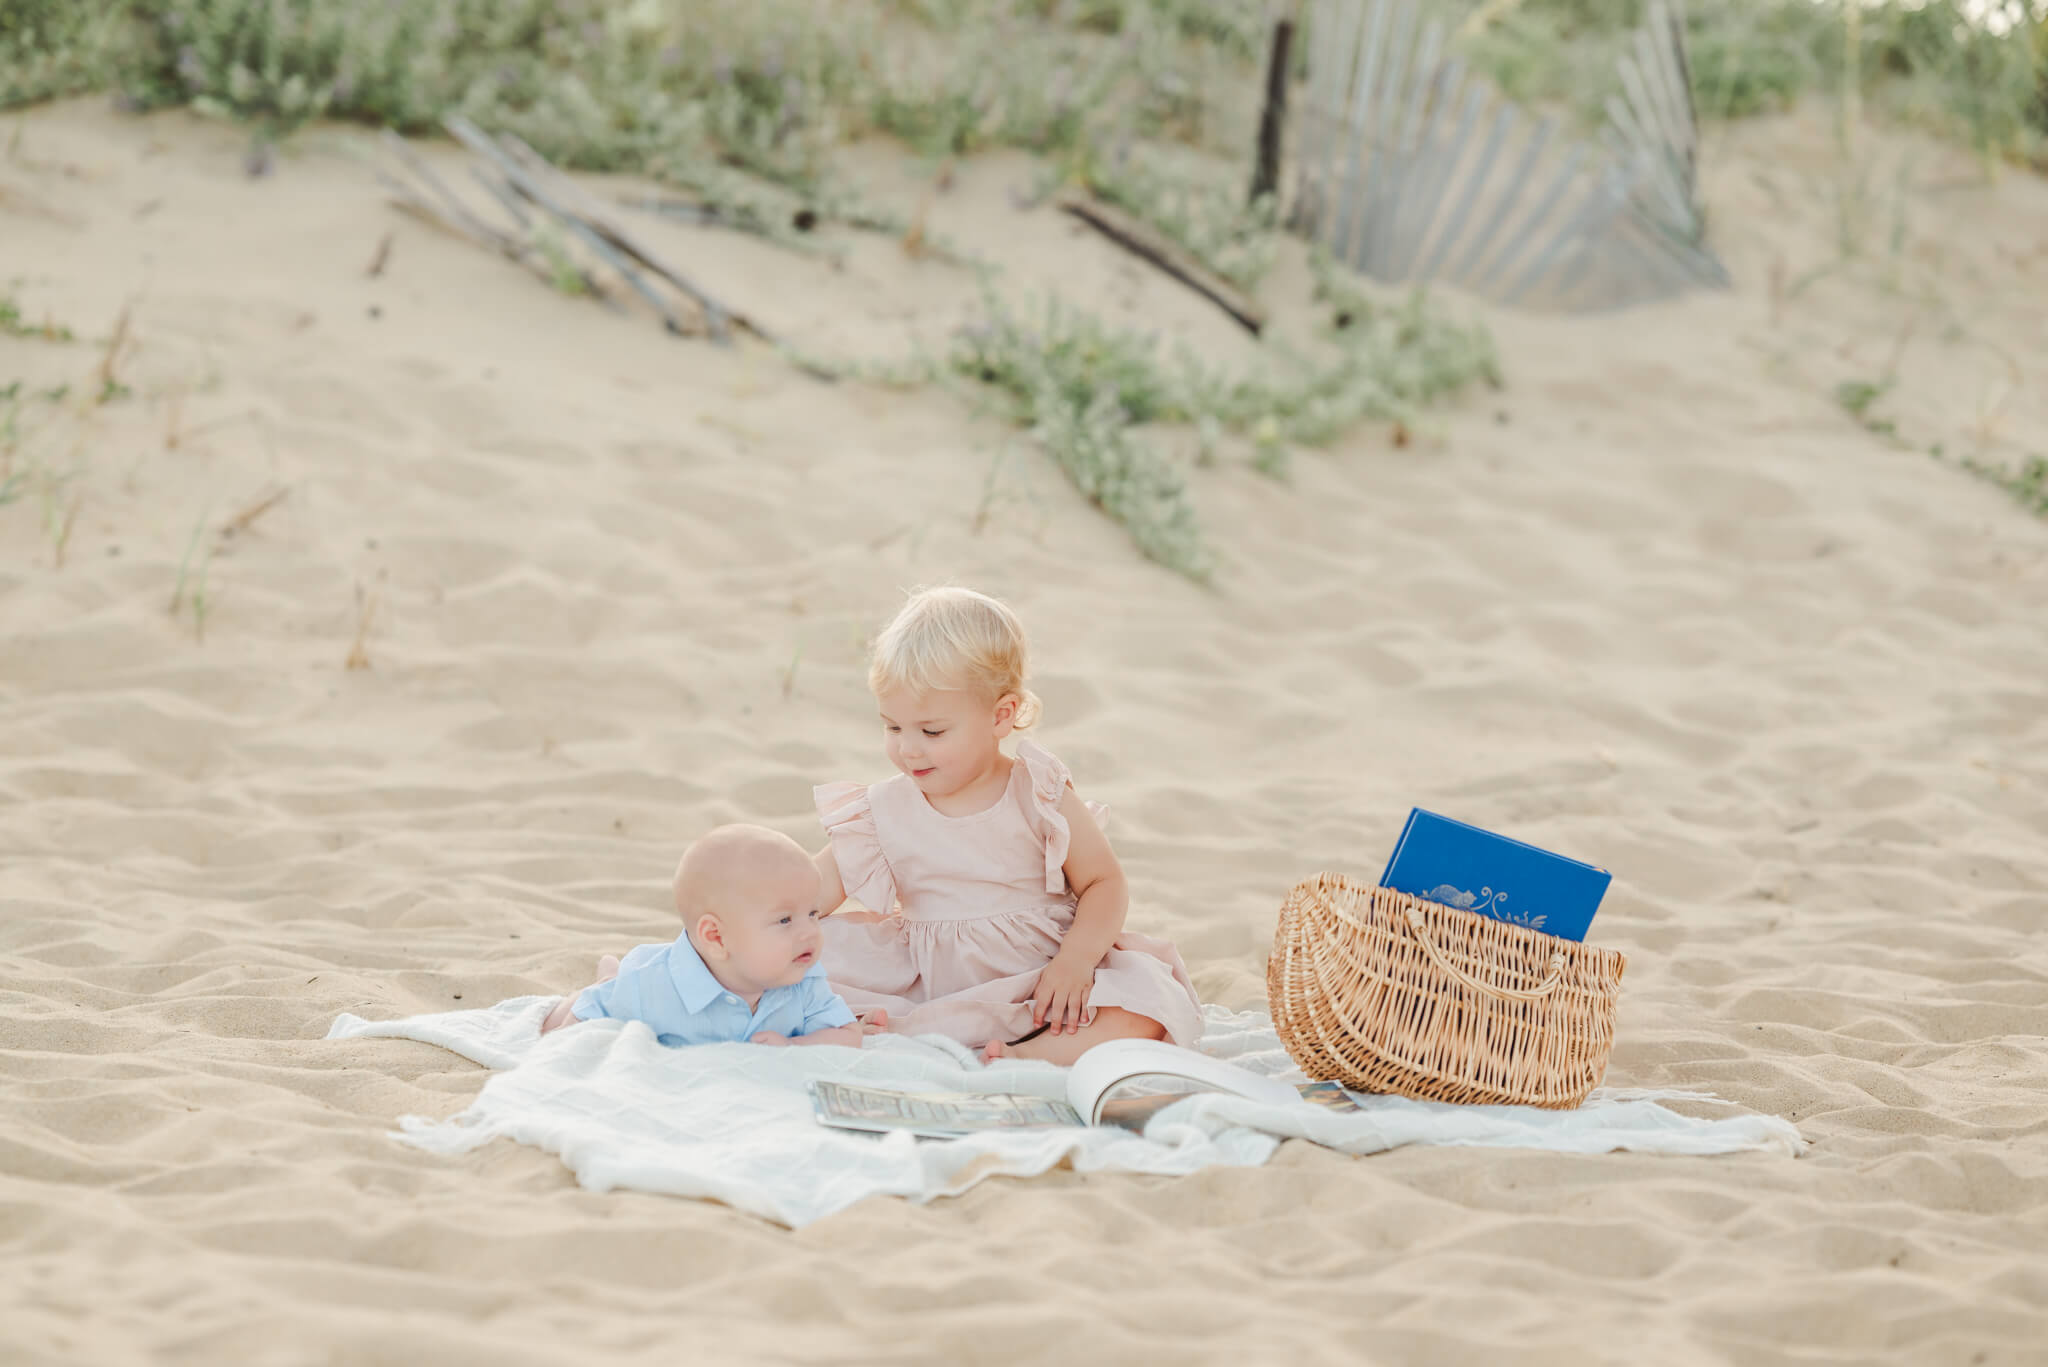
3,0,2042,571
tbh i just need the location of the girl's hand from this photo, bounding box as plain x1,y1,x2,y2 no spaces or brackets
1031,955,1098,1036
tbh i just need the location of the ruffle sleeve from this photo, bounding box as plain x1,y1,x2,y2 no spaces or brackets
814,781,898,914
1016,740,1109,895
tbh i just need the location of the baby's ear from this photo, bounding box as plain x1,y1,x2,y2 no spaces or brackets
694,914,727,957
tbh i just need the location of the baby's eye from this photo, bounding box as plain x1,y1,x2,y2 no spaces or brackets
778,915,792,925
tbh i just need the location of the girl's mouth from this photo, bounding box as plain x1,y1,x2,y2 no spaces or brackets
911,767,935,778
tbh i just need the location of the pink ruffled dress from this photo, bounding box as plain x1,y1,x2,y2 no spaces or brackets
814,740,1203,1050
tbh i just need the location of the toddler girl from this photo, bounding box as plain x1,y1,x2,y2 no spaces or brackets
812,586,1201,1064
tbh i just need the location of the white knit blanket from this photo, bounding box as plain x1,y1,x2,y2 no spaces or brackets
327,999,1805,1228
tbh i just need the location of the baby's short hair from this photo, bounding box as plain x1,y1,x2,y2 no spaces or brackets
868,585,1042,728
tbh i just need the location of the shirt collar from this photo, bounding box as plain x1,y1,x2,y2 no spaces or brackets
670,933,826,1009
669,933,733,1013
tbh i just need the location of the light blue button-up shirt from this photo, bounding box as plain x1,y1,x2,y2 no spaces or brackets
569,933,855,1046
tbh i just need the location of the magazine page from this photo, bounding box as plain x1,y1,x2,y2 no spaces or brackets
1093,1077,1367,1134
1093,1074,1229,1134
809,1081,1081,1138
1065,1038,1304,1124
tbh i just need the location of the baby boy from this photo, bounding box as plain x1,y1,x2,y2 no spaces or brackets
540,823,862,1048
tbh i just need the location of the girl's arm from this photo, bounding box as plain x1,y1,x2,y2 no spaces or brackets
1053,784,1127,966
812,843,847,915
1031,786,1128,1033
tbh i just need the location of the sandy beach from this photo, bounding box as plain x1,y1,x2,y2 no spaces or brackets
4,89,2047,1365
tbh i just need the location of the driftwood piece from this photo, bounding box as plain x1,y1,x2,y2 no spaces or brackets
377,120,836,379
461,164,617,306
439,115,727,342
472,153,684,331
373,167,560,293
490,134,841,378
622,195,842,261
447,117,752,345
379,130,522,261
1052,189,1267,337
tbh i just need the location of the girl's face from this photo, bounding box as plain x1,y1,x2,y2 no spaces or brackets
875,685,1017,798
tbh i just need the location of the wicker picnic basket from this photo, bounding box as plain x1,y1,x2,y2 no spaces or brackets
1268,874,1626,1109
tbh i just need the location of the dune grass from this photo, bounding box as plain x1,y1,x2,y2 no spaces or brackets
1959,452,2048,514
7,0,2040,573
1458,0,2048,163
941,272,1497,579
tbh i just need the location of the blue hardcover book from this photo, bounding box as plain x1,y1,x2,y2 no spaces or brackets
1378,809,1611,942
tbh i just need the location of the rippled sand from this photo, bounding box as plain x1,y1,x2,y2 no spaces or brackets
3,98,2045,1365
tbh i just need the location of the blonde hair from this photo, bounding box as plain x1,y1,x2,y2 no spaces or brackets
867,586,1042,730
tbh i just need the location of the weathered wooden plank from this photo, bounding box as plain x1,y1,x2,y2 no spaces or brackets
1384,75,1484,282
1357,17,1443,273
1328,0,1395,257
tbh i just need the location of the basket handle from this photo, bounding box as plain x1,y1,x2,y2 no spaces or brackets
1402,905,1566,1002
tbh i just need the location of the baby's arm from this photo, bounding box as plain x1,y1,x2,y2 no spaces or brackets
752,978,862,1048
751,1023,863,1048
1033,785,1129,1033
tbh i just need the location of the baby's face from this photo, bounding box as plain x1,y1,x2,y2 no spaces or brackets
876,686,1007,799
717,864,827,993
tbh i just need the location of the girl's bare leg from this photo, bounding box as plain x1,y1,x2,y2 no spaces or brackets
980,1006,1165,1066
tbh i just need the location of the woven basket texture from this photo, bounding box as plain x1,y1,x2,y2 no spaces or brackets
1268,874,1626,1109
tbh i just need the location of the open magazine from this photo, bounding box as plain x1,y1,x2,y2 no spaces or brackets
808,1038,1361,1139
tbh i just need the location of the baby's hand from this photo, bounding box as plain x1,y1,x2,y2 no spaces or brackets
750,1031,792,1046
1031,955,1098,1036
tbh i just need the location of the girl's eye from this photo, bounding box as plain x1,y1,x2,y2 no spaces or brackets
885,725,900,733
923,729,944,738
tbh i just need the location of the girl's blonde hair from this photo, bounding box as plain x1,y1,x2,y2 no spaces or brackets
867,586,1042,729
